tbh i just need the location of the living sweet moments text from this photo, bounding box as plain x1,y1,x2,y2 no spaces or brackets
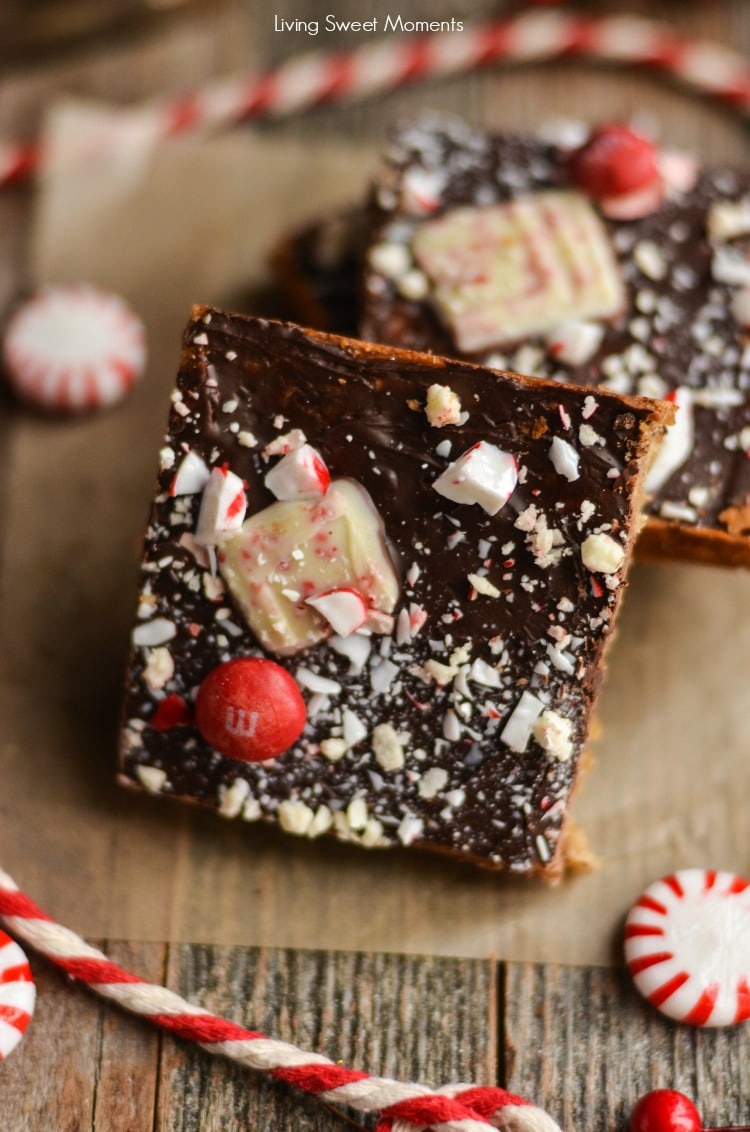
273,14,464,35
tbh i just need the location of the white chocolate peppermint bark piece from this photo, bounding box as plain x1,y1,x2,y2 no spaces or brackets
411,192,624,353
218,479,399,656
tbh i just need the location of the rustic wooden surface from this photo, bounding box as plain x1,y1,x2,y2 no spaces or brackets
2,2,750,1129
2,947,749,1130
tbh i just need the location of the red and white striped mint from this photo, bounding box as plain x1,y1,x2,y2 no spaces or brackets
2,284,146,412
0,929,35,1060
195,465,246,545
306,587,367,637
264,444,330,501
433,441,518,515
625,868,750,1027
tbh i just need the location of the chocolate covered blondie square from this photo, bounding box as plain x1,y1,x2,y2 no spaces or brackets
119,309,670,878
281,114,750,566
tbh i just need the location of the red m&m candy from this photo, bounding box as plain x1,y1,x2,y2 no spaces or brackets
630,1090,702,1132
569,123,659,200
630,1089,750,1132
195,657,306,762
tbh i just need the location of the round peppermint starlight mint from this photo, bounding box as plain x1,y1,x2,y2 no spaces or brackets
2,283,147,412
0,928,35,1061
625,868,750,1027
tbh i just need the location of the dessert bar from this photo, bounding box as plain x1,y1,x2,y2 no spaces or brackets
119,309,670,878
280,115,750,566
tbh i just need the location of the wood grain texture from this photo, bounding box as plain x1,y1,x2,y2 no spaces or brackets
503,962,750,1132
0,945,495,1131
158,946,496,1131
1,0,750,969
0,941,163,1132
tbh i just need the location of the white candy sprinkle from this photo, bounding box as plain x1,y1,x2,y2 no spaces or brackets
401,166,446,214
308,805,334,838
136,765,168,794
690,386,745,409
372,723,405,772
545,643,575,675
347,797,369,831
159,447,175,470
707,198,750,241
242,796,262,822
263,429,307,458
443,708,461,742
638,374,669,400
142,646,174,691
467,573,500,598
712,244,750,286
418,767,448,799
688,485,711,508
295,668,342,695
360,818,385,847
532,710,574,762
342,708,368,748
469,658,501,688
398,269,429,300
581,533,625,574
369,241,412,279
218,778,250,818
579,423,603,448
306,588,367,637
278,799,314,835
549,436,580,482
501,691,545,753
195,466,247,546
320,738,349,762
633,241,667,281
660,501,699,523
132,618,177,647
370,659,399,695
397,814,424,846
328,634,371,674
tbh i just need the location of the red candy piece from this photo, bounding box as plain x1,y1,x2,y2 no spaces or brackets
195,657,306,762
630,1091,702,1132
150,694,193,732
569,124,660,200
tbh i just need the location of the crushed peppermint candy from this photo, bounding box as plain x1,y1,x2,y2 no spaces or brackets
433,442,518,515
195,466,247,546
549,436,580,482
425,383,462,427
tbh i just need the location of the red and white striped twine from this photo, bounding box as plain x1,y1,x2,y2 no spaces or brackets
3,10,750,189
0,866,561,1132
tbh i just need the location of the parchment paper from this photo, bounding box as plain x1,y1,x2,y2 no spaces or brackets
2,99,749,966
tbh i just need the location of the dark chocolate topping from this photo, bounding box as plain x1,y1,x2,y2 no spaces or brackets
120,310,667,874
358,116,750,551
